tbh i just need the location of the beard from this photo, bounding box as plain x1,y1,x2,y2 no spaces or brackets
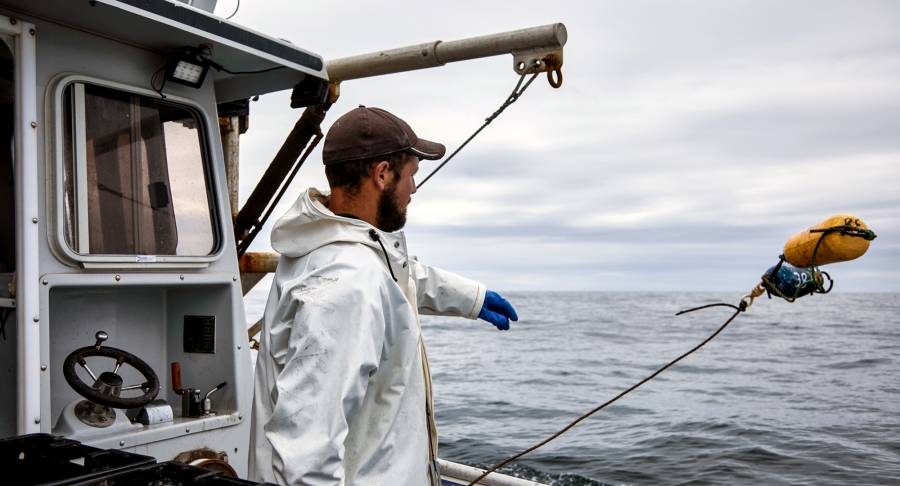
376,180,408,232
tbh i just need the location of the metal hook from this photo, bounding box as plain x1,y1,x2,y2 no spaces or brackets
547,68,563,88
542,54,564,88
740,283,766,310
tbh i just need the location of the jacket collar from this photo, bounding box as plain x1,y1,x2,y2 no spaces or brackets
271,188,410,281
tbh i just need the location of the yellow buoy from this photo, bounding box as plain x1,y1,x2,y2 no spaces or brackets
783,214,875,267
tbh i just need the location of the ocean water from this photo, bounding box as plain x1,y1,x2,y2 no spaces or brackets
245,288,900,485
424,292,900,485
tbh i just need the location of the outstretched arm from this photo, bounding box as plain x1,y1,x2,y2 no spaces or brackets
409,260,518,330
409,259,485,319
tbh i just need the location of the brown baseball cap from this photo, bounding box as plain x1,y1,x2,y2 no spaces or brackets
322,105,446,165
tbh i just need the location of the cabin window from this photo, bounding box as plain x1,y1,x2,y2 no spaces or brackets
62,83,216,256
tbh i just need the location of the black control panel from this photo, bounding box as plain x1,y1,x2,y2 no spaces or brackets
183,316,215,354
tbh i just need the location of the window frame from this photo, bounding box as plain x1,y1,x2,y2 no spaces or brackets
46,73,225,268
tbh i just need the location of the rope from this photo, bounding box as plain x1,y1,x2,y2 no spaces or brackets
416,62,542,189
760,263,832,303
467,220,876,482
466,301,748,485
759,220,874,303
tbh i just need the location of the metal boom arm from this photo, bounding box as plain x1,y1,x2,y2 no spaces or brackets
233,23,567,250
326,23,567,82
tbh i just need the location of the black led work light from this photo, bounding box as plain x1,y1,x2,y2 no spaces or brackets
164,47,211,89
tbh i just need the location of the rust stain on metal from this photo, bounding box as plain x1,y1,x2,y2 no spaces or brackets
247,318,263,343
542,54,563,88
173,447,227,464
239,252,279,274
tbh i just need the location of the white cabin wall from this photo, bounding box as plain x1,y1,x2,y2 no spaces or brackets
0,7,252,475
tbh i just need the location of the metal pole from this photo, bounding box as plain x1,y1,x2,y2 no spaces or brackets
238,251,279,295
436,23,566,64
233,105,326,243
325,23,567,82
221,116,241,222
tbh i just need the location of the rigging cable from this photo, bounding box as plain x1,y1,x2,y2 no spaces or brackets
416,60,543,190
236,131,324,258
237,56,558,254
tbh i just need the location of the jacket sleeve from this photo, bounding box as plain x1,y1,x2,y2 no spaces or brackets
408,260,486,319
264,259,386,486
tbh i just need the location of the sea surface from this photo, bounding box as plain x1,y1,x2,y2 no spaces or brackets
246,288,900,485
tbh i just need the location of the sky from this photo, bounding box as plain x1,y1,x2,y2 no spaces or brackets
216,0,900,292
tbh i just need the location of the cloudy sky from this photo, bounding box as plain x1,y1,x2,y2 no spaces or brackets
218,0,899,292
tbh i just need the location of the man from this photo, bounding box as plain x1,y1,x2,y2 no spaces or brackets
249,106,519,486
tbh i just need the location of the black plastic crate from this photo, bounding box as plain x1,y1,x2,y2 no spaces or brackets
203,474,279,486
65,461,277,485
0,433,156,486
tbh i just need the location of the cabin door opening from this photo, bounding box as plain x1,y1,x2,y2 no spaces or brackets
0,34,16,439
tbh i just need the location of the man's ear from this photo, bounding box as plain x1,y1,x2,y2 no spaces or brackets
370,160,392,191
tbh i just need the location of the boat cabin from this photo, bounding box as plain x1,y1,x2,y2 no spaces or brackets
0,0,326,474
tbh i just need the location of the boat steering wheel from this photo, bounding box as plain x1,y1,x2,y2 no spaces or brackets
62,331,160,409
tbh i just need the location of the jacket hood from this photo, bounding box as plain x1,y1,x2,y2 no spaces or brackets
271,187,401,259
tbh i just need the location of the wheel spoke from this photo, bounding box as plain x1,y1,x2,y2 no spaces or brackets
121,383,146,391
80,362,98,381
113,357,125,374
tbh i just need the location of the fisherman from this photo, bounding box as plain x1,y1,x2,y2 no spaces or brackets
248,106,519,486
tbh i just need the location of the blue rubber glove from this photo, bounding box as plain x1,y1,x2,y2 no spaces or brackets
478,290,518,331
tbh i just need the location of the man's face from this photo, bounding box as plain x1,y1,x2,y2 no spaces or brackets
376,156,419,232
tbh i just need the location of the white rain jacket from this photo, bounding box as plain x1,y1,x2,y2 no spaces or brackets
249,188,486,486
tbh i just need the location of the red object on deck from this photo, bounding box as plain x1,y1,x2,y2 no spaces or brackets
171,362,182,391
